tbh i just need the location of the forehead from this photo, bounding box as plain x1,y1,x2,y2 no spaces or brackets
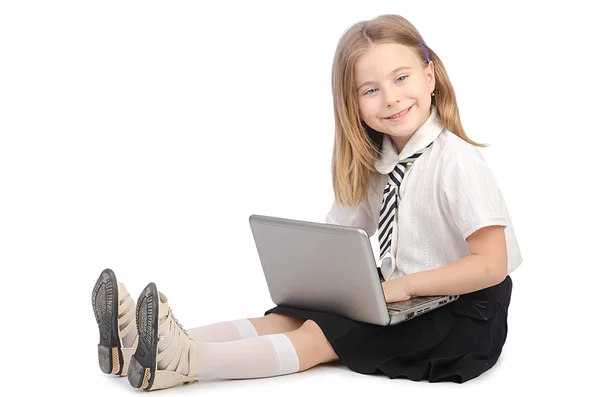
354,43,419,82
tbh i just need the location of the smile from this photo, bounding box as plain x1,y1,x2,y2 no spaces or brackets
384,105,413,121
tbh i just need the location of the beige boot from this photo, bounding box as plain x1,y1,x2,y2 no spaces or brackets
91,269,139,376
128,282,198,391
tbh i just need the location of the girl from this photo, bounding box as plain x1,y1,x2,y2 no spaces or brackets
91,14,522,391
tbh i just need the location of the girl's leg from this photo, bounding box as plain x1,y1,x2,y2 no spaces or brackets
128,283,338,391
186,319,258,342
249,313,306,335
284,319,339,372
192,319,338,380
186,313,305,343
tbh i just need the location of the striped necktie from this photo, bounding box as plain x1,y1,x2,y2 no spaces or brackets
378,142,432,260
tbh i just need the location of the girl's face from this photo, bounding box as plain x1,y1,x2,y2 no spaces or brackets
354,42,435,152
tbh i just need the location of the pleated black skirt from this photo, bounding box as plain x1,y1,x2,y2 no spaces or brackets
265,270,513,384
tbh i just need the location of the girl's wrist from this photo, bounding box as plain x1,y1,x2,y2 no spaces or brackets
405,273,418,297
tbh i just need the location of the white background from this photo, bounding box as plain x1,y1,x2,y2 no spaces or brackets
1,1,598,395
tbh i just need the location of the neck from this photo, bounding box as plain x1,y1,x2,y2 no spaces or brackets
390,135,412,154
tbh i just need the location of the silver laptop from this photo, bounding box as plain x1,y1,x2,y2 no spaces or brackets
249,214,459,326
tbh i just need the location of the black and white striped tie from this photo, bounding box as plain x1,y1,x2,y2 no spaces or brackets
378,143,432,260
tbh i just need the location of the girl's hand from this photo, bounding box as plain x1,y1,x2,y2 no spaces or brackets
381,276,412,303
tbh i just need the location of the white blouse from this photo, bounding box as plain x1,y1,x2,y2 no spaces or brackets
325,106,522,281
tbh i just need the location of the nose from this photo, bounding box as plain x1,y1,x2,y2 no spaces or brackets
385,90,400,107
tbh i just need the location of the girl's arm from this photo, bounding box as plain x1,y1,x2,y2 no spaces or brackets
382,225,508,302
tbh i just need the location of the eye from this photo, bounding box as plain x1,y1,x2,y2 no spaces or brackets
363,76,408,96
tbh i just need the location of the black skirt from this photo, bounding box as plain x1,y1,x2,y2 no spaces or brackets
265,270,513,384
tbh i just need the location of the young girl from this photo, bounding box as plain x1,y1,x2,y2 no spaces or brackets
91,14,521,391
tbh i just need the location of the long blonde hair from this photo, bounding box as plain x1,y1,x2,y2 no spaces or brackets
331,14,486,207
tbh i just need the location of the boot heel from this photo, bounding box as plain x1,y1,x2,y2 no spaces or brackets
128,356,152,390
97,344,121,375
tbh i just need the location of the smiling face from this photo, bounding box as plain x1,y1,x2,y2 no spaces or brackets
354,42,435,153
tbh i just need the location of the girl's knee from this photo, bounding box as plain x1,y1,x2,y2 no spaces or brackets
295,320,338,366
299,319,322,335
250,313,306,335
267,313,306,330
299,320,331,350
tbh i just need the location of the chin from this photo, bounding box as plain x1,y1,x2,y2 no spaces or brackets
380,123,415,137
387,130,416,140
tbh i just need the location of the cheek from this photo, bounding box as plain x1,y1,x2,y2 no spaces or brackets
414,82,432,102
418,88,432,107
358,98,380,120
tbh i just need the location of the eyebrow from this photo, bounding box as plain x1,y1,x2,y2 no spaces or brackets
356,66,412,91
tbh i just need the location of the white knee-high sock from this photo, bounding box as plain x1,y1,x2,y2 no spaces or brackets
186,319,258,343
194,334,300,380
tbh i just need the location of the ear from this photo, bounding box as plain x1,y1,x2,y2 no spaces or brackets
426,61,436,93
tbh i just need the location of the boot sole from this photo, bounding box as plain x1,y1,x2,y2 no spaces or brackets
91,268,124,375
128,282,159,390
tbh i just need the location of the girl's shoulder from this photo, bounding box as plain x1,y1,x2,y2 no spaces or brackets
434,129,485,166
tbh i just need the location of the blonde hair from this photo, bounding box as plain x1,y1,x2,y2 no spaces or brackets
331,14,486,207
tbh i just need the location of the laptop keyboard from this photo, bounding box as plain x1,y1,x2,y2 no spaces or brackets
386,296,444,311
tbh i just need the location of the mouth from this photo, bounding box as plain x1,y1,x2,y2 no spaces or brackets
384,105,413,120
